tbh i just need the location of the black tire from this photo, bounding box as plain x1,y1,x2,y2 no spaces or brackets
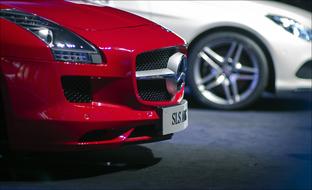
188,31,269,110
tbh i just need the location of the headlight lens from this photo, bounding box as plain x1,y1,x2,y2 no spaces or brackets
267,14,312,41
0,9,103,64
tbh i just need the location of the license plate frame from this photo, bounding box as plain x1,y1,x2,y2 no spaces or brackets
161,100,188,135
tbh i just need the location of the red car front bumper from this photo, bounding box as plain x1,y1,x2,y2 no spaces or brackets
7,99,167,152
1,53,184,151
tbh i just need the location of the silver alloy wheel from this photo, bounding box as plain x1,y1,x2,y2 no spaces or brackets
193,39,260,105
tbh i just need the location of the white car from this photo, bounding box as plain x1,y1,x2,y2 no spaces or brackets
78,0,311,109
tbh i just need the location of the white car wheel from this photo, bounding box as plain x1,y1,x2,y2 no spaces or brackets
188,32,269,110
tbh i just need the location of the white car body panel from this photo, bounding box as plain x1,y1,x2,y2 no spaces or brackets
106,0,312,91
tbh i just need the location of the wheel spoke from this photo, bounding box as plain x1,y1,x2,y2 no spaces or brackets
197,72,217,85
235,64,258,74
198,51,222,72
205,80,220,90
235,73,256,81
229,76,240,102
223,42,237,63
232,43,243,65
205,75,224,90
202,47,224,64
222,80,233,104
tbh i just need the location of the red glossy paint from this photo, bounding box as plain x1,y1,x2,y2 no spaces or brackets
0,0,186,151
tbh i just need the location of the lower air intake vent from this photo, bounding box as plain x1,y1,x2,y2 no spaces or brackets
61,76,92,103
137,80,172,101
79,129,129,142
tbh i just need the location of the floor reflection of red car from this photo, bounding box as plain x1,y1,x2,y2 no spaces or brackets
0,0,188,152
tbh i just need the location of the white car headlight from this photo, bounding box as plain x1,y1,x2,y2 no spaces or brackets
267,14,312,41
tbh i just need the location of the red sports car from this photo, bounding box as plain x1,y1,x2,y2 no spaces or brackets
0,0,188,153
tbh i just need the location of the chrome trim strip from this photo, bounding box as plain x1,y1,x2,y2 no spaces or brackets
136,68,175,80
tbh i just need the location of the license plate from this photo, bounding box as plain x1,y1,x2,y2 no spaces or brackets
161,100,188,135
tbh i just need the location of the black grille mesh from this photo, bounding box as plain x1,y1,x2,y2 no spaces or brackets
61,76,92,103
136,47,179,71
137,80,172,101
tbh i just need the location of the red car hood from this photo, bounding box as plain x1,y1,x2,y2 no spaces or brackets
0,0,151,31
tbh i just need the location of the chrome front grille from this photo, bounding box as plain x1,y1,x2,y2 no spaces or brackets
135,47,181,102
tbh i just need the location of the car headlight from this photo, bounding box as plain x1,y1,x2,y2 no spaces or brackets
266,14,312,41
0,9,103,64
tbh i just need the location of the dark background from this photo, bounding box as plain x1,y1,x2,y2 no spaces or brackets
276,0,312,11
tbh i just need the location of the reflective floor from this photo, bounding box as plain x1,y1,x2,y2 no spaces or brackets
0,92,311,190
